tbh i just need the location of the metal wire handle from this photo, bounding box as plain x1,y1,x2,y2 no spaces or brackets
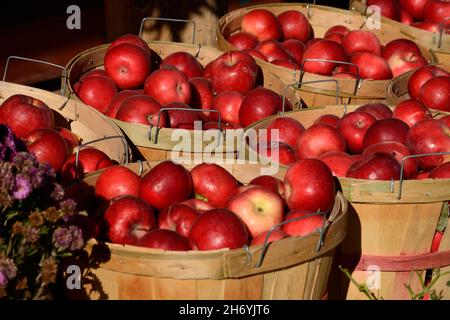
306,0,317,19
139,17,197,44
299,58,363,98
243,210,328,268
2,56,67,96
397,151,450,199
436,17,450,49
148,107,222,147
74,135,130,180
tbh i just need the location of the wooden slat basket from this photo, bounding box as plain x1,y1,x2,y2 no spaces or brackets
64,41,302,163
216,3,437,107
244,104,450,300
349,0,450,65
0,81,128,165
64,161,348,300
386,64,450,106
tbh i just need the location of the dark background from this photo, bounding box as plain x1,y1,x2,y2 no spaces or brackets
0,0,349,88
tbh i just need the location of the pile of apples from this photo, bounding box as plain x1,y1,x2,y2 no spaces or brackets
253,101,450,180
0,94,115,183
226,8,431,79
78,159,336,251
364,0,450,33
73,34,294,129
406,64,450,111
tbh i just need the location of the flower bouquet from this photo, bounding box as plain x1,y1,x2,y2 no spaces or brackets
0,124,85,299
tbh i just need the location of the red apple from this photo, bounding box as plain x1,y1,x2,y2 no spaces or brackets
408,65,449,100
210,91,244,125
325,32,345,44
136,229,191,251
381,39,422,61
313,114,340,128
163,102,202,128
202,122,242,130
208,51,258,94
23,128,69,172
324,25,350,37
55,126,79,154
284,159,335,212
226,186,284,238
249,175,285,198
367,0,401,20
188,208,248,250
239,87,284,127
419,76,450,111
255,40,292,63
386,51,427,78
407,118,450,169
400,9,414,25
139,161,193,210
393,99,431,127
280,39,305,65
144,67,191,105
355,103,393,120
350,52,393,80
342,30,382,56
282,209,324,237
399,0,428,20
227,31,258,50
412,170,431,179
318,151,356,177
61,147,114,183
79,69,107,81
158,203,199,238
241,9,283,42
295,123,346,160
266,117,305,147
423,0,450,27
109,34,152,56
440,115,450,128
181,198,215,213
302,39,348,76
243,49,268,61
105,90,140,118
116,94,167,127
257,142,297,166
412,21,444,32
337,111,377,154
251,229,288,245
277,10,313,42
271,59,300,69
346,152,401,180
160,51,204,79
77,75,118,113
363,118,410,148
103,195,156,245
95,165,141,202
362,141,418,179
104,43,151,89
189,77,214,114
427,161,450,178
0,94,54,138
191,163,240,208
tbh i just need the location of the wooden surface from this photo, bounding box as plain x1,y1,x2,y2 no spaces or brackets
217,3,437,107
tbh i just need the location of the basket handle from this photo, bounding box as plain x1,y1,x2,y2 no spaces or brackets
241,191,345,269
306,0,317,19
397,151,450,199
436,18,450,49
2,56,67,96
139,17,197,45
300,58,363,99
290,78,343,111
148,107,222,147
73,135,130,180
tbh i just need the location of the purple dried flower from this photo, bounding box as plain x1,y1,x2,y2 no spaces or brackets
51,183,65,202
59,198,76,222
0,124,25,161
24,227,40,244
0,272,7,287
0,257,17,280
12,174,32,200
52,225,84,251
